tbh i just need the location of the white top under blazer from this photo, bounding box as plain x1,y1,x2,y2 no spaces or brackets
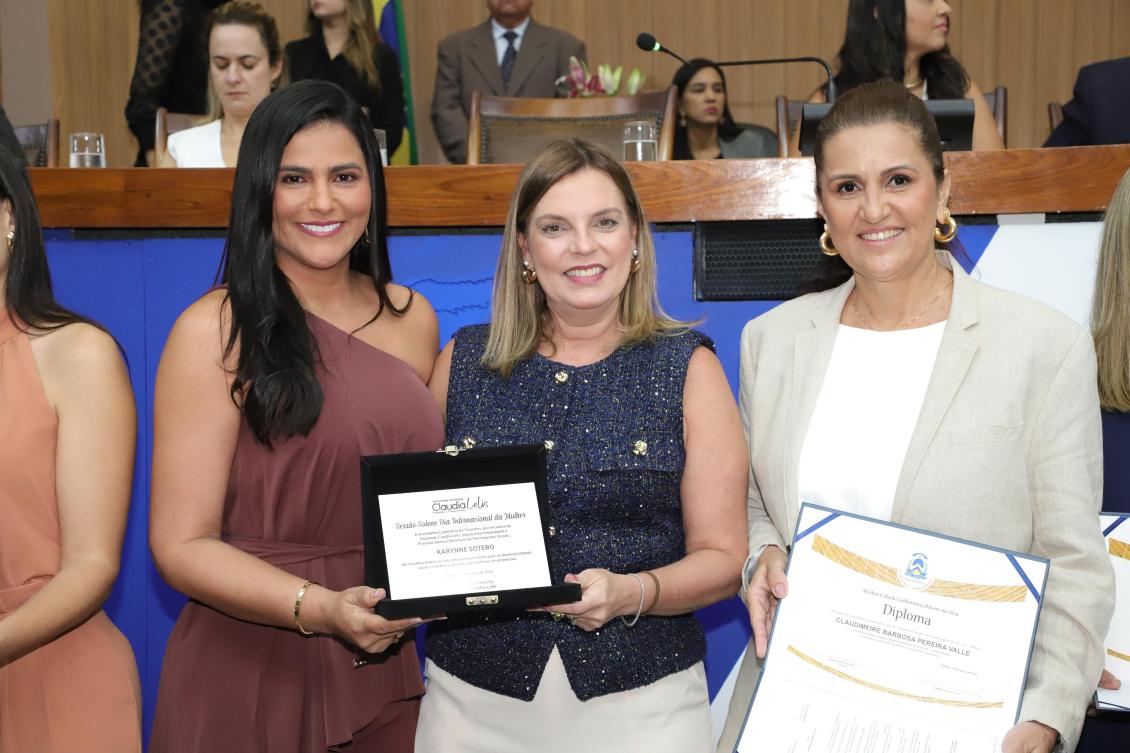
166,119,224,168
798,321,945,522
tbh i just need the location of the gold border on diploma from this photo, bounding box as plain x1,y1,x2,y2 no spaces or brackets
812,534,1028,602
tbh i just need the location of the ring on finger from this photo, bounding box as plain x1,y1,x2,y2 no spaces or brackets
550,611,566,621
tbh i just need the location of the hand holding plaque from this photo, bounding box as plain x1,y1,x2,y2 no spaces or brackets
361,444,581,619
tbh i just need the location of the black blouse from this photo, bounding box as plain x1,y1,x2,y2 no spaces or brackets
285,33,406,156
124,0,224,166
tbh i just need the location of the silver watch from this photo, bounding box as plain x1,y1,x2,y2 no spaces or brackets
741,543,773,593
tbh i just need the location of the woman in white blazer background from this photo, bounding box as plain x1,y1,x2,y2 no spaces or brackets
717,81,1113,753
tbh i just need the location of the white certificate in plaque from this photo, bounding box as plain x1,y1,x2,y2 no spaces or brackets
361,444,580,618
1097,513,1130,712
734,503,1048,753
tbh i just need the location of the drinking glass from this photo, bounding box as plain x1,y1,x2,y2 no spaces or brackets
69,132,106,168
622,121,657,161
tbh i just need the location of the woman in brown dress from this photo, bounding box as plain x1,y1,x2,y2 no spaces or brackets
149,80,442,752
0,149,141,751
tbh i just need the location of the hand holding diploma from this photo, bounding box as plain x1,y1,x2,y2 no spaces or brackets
745,545,788,659
1000,720,1058,753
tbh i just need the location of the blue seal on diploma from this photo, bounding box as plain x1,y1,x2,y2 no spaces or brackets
899,552,933,590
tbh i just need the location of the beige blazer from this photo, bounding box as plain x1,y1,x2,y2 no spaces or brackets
429,19,586,164
717,257,1114,753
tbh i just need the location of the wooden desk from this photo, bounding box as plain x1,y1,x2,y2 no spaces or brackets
27,145,1130,229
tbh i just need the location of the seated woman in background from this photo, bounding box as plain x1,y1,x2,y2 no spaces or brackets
160,0,283,167
718,81,1110,753
286,0,405,156
793,0,1004,153
418,139,748,753
149,80,438,753
672,59,776,160
125,0,226,166
0,148,141,752
1082,164,1130,753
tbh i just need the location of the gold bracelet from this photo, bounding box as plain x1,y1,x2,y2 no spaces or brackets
294,580,316,636
641,570,661,614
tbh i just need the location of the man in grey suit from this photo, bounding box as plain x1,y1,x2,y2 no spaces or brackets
430,0,585,164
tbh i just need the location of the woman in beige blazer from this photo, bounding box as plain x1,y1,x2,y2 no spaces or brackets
717,81,1114,753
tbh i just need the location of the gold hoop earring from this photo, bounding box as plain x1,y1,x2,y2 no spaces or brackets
521,261,537,284
630,248,641,274
819,227,838,257
934,211,957,243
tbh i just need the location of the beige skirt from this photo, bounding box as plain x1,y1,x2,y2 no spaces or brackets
415,647,712,753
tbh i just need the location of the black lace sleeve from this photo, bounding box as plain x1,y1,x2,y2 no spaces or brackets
124,0,192,158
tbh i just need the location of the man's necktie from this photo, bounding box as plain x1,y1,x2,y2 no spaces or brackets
500,30,518,89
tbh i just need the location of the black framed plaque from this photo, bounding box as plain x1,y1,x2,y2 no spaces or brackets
361,444,581,618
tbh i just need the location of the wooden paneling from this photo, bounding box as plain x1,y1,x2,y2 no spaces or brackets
43,1,1130,167
403,0,1130,162
27,145,1130,228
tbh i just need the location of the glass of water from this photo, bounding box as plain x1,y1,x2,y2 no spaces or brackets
69,132,106,168
622,121,657,161
373,128,388,167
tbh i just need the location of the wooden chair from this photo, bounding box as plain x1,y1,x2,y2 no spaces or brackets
774,96,805,158
466,87,677,165
1048,101,1064,133
13,119,60,167
982,85,1008,145
777,86,1009,153
154,107,203,165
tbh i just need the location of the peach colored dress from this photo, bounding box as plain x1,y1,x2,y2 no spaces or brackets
0,309,142,753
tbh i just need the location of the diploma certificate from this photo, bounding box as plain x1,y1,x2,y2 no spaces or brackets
361,445,580,618
1097,513,1130,712
735,504,1048,753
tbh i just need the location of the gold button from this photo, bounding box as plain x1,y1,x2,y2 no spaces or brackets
632,440,648,456
554,371,569,383
462,437,476,449
544,440,555,451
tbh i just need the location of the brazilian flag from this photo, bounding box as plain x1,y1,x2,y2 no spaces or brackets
373,0,416,164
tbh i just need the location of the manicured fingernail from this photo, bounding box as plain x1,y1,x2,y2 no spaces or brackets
773,585,786,598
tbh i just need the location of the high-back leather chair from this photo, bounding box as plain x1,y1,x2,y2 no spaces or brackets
982,85,1008,145
1048,101,1065,133
14,119,60,167
466,87,677,165
773,96,804,158
154,107,203,165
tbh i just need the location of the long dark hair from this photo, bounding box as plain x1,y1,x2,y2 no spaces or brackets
219,79,406,446
671,58,743,160
832,0,968,100
0,148,96,332
801,80,963,293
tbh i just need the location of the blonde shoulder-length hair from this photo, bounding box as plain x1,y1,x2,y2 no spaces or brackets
482,139,691,378
1093,166,1130,411
307,0,383,90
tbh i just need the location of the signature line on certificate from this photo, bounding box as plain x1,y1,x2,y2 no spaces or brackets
1110,538,1130,560
811,535,1028,602
787,645,1004,708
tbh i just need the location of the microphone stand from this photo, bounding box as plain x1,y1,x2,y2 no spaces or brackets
715,56,838,103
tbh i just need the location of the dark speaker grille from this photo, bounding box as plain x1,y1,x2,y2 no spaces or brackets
693,219,825,301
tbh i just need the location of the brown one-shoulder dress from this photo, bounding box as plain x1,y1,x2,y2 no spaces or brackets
151,313,444,753
0,309,142,753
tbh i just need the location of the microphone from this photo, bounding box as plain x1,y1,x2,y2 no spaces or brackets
715,55,838,103
635,33,690,66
